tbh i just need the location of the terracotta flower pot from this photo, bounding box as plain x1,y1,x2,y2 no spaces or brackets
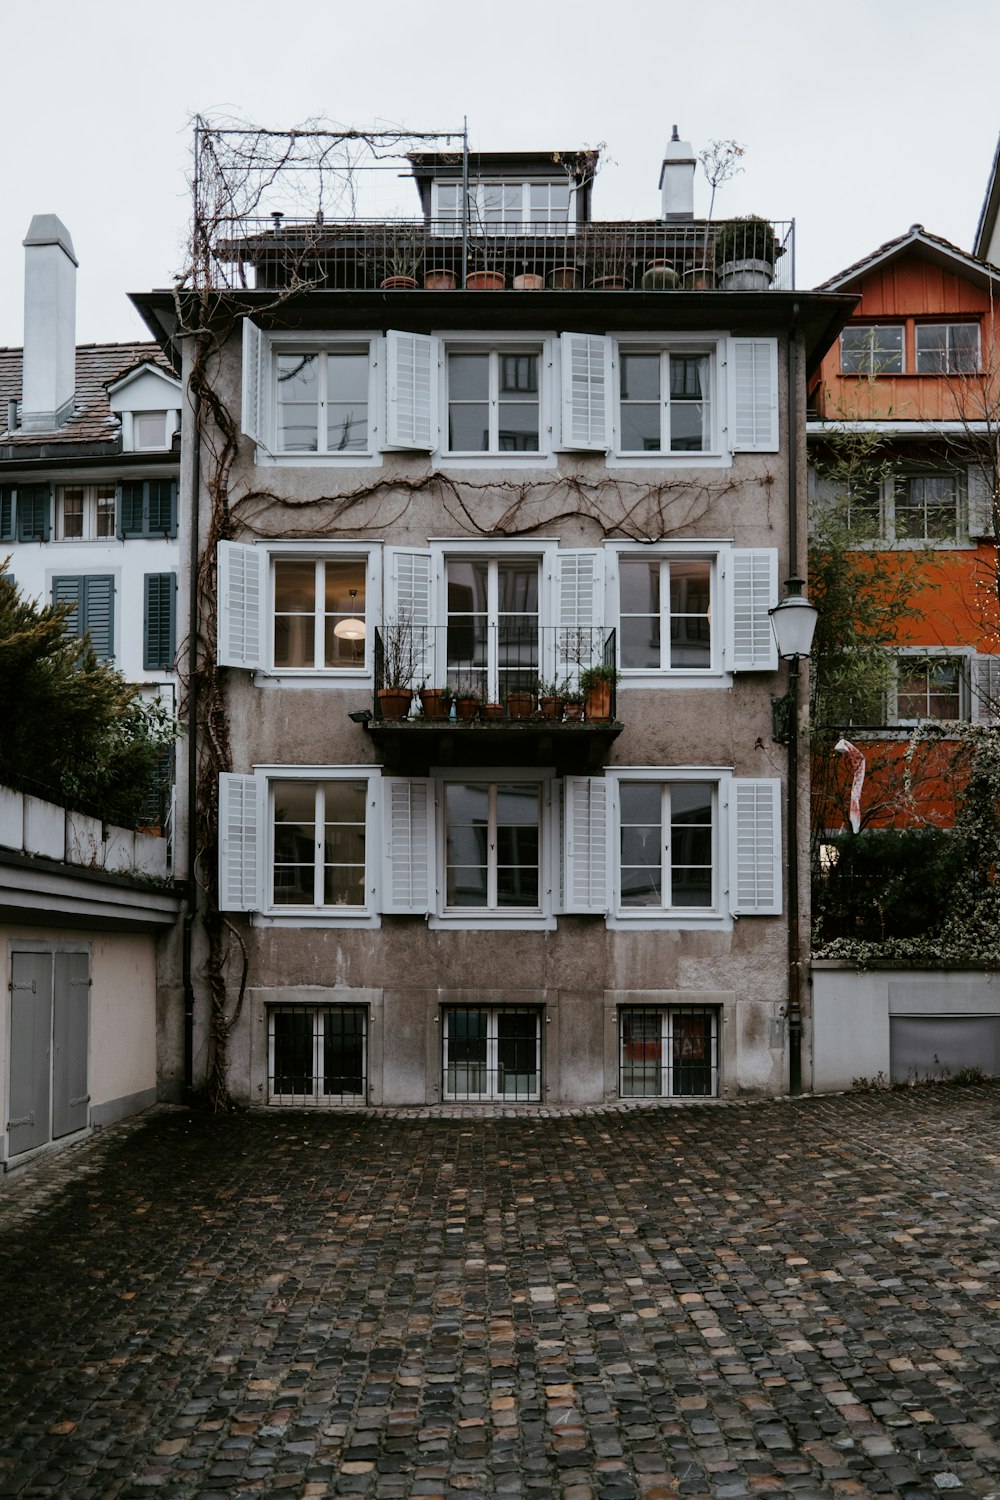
482,702,504,721
583,681,612,722
513,272,545,291
423,269,457,290
456,696,480,720
378,687,413,719
379,275,419,290
591,275,627,290
547,265,580,289
420,689,451,719
466,270,506,290
564,701,584,722
539,695,564,720
507,691,535,720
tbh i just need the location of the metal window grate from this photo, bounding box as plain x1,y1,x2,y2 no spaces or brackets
443,1006,541,1102
268,1005,367,1104
619,1006,718,1098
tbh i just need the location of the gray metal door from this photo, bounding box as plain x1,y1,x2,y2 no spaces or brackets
8,951,53,1155
52,952,90,1138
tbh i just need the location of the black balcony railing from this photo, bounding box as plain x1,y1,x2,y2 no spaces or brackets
214,218,795,294
373,624,617,722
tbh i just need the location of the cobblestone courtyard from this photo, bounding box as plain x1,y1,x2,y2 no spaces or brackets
3,1087,1000,1500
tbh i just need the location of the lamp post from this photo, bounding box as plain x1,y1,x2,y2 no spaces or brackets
769,577,818,1096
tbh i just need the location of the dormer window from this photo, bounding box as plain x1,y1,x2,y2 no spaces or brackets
432,179,573,233
133,411,169,450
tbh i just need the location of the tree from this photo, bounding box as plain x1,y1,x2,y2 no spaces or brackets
0,564,178,829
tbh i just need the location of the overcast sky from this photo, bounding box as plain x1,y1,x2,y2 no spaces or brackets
3,0,998,349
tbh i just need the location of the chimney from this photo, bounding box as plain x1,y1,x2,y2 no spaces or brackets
21,214,78,433
659,126,696,221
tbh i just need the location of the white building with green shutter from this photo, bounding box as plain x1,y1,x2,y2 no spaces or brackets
134,131,855,1107
0,217,181,712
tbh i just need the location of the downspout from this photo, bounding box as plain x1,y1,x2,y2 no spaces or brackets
786,301,803,1095
182,368,201,1095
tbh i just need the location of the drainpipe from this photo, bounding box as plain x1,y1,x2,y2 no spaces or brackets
182,363,201,1095
787,302,803,1095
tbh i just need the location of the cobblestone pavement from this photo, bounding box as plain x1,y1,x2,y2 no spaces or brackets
3,1088,1000,1500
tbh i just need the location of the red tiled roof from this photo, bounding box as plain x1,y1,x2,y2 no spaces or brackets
0,341,175,446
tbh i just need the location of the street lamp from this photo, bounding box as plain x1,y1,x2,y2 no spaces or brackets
769,576,818,1097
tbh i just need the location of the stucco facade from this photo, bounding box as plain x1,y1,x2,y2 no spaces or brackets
136,140,851,1108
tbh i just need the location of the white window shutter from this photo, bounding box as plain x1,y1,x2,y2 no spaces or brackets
241,320,272,453
967,461,995,537
385,330,438,450
217,541,265,669
727,548,778,672
729,778,782,916
218,773,264,912
563,776,609,914
729,338,779,452
560,333,612,451
555,549,605,683
973,655,1000,722
381,778,435,914
385,547,435,685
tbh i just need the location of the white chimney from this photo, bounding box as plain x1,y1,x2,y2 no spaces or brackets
21,214,78,433
659,126,696,220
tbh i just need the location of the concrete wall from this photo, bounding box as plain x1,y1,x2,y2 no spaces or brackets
812,964,1000,1090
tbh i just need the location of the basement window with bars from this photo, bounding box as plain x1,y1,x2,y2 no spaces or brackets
442,1006,541,1102
267,1005,367,1104
618,1006,719,1098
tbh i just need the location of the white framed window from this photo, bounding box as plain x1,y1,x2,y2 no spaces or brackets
618,348,713,454
609,542,778,681
275,346,371,454
132,411,169,450
915,323,980,374
619,1006,719,1098
216,541,379,676
892,653,967,725
445,555,540,700
383,768,557,931
442,1006,542,1101
444,342,546,457
444,780,542,913
839,325,904,376
55,483,116,541
268,1004,367,1104
218,767,379,925
567,769,781,929
619,780,716,911
432,179,573,232
893,468,966,542
618,556,712,672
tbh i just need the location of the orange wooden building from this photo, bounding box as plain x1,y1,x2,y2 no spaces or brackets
807,226,1000,832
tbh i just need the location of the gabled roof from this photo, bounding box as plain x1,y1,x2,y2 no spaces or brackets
817,224,1000,294
974,130,1000,261
0,341,173,447
105,360,181,398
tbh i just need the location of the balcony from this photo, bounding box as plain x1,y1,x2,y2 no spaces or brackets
213,217,795,294
365,624,622,773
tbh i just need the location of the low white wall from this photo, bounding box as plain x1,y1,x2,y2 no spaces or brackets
812,965,1000,1091
1,787,167,877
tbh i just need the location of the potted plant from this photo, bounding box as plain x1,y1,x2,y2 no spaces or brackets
641,260,680,290
378,229,423,290
562,690,584,722
423,265,458,290
419,685,452,719
506,684,536,719
547,263,580,289
455,685,481,720
579,664,619,723
377,612,419,718
538,680,567,719
513,266,545,291
482,700,505,720
588,240,631,290
714,216,780,290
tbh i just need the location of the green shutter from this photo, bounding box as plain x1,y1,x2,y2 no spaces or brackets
144,572,177,670
82,575,115,662
119,482,145,537
52,575,84,639
0,486,13,542
17,484,50,541
147,480,177,537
